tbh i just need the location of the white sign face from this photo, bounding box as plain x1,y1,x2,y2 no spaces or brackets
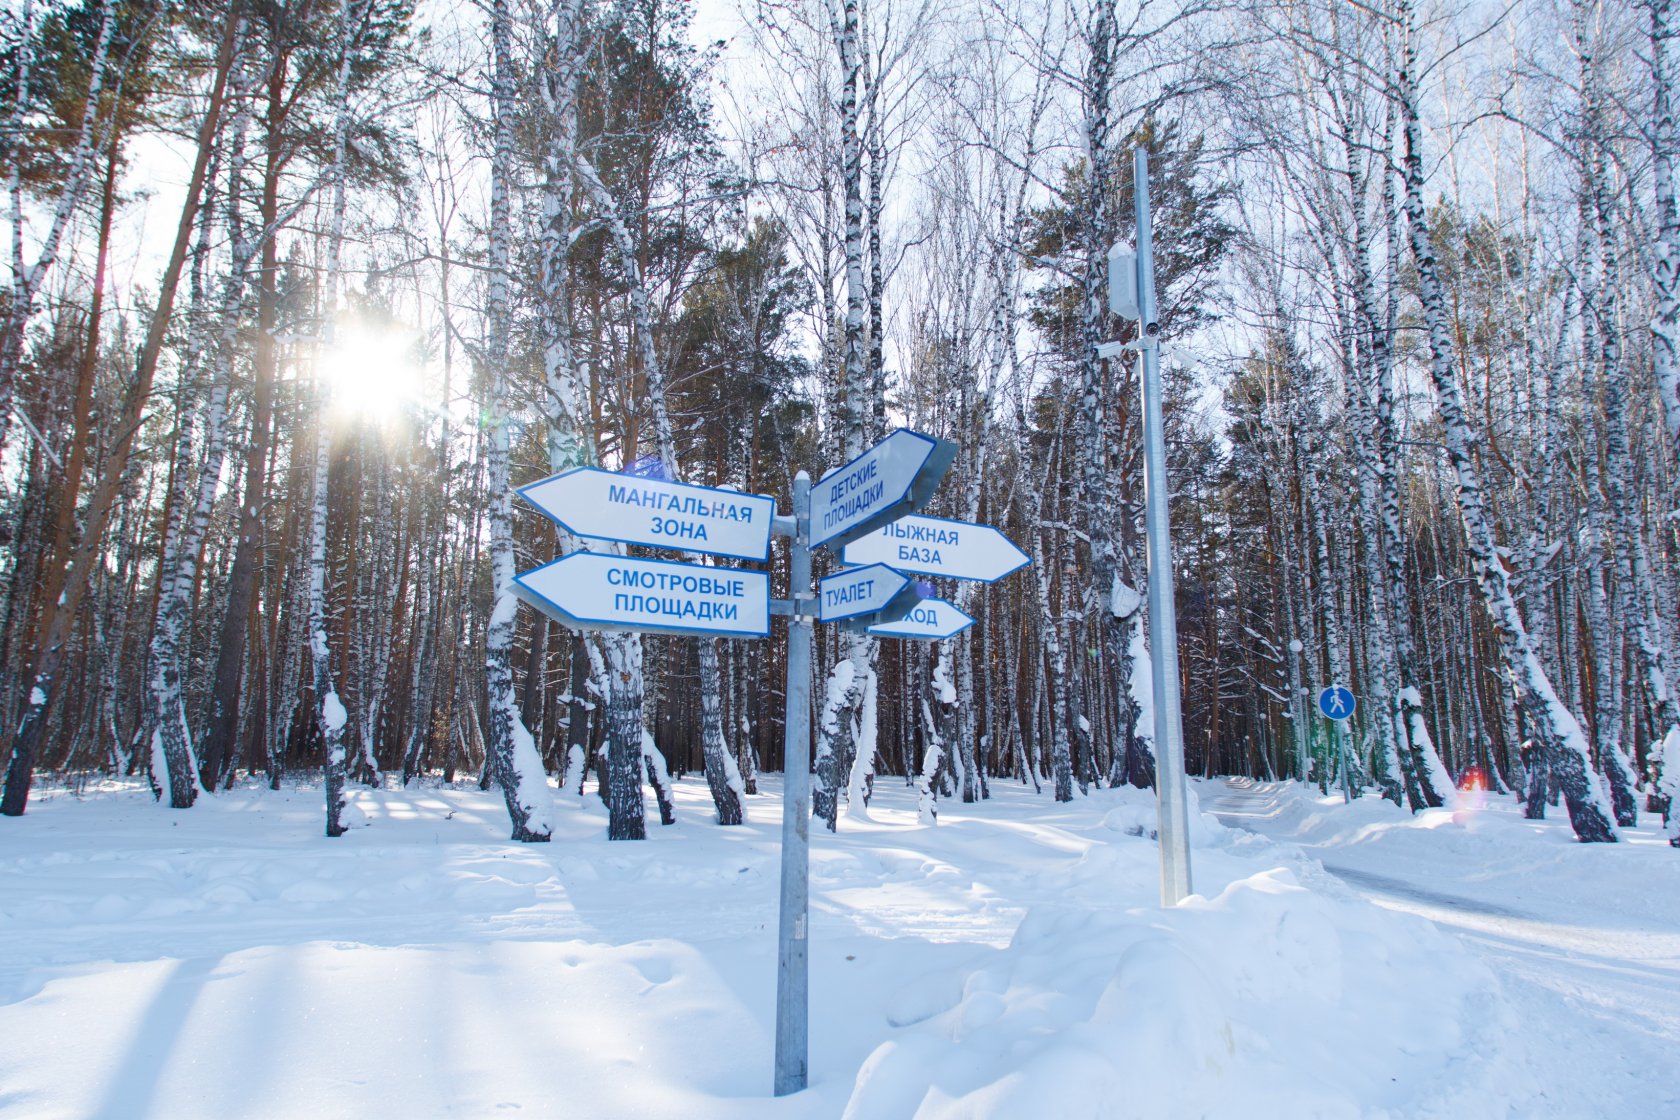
817,564,912,623
810,429,954,550
518,467,775,561
842,514,1029,584
514,553,769,638
865,597,974,641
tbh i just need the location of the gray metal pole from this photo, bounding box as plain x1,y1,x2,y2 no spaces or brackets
1337,718,1352,803
774,471,812,1096
1288,639,1306,783
1135,148,1193,907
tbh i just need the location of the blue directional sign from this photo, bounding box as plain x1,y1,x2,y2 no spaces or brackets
1318,686,1356,721
518,467,775,561
817,564,919,624
861,597,973,641
810,428,956,550
513,553,769,638
841,514,1029,583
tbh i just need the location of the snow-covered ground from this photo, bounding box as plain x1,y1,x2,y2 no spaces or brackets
1,773,1674,1118
1207,778,1680,1119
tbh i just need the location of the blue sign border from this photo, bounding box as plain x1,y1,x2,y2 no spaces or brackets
513,552,771,639
516,467,776,562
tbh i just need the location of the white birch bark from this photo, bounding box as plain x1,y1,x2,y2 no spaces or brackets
0,0,116,462
315,0,362,838
147,45,258,806
813,0,875,831
572,152,743,826
1397,0,1615,842
530,0,645,839
1650,0,1680,463
480,0,553,841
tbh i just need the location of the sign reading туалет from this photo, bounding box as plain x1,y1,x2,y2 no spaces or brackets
519,467,775,560
817,563,918,624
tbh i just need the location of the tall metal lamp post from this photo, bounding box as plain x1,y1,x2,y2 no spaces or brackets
1098,149,1193,907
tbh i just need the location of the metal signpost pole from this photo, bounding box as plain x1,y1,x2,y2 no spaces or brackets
1135,148,1194,907
1317,686,1356,803
1338,719,1352,803
774,471,813,1097
1288,638,1306,783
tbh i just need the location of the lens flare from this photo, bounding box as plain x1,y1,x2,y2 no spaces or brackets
317,324,425,425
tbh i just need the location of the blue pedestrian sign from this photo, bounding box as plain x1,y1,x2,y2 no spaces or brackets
1318,686,1356,721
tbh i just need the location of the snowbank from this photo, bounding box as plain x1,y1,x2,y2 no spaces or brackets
0,775,1540,1118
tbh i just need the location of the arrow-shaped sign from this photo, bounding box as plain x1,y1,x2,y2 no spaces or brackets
809,428,956,550
841,514,1029,584
858,597,974,641
518,467,776,561
513,553,769,638
817,563,920,624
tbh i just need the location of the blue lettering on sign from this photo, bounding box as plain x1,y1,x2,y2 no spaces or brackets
612,594,739,621
884,521,960,546
825,578,876,607
605,567,746,597
897,544,942,566
823,479,885,531
651,516,709,541
827,458,879,505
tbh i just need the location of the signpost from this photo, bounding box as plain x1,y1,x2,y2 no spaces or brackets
817,563,919,624
509,425,1028,1099
809,428,957,549
519,466,775,560
1317,686,1356,803
513,553,769,638
841,514,1029,583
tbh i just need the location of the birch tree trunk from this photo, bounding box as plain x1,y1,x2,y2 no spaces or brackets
482,0,553,841
532,0,645,839
572,153,742,826
813,0,876,831
148,47,258,804
1397,0,1615,842
0,9,239,817
1074,0,1147,795
1651,0,1680,463
0,0,116,463
315,0,363,838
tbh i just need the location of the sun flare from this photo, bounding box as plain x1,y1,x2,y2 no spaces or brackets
317,324,425,424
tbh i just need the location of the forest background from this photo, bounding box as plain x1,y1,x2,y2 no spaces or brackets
2,0,1677,848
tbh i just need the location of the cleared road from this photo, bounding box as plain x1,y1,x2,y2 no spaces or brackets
1209,779,1680,1118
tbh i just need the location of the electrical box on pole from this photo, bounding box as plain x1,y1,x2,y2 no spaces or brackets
1107,242,1139,320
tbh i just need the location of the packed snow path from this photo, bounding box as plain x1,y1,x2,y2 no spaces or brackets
1208,778,1680,1117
